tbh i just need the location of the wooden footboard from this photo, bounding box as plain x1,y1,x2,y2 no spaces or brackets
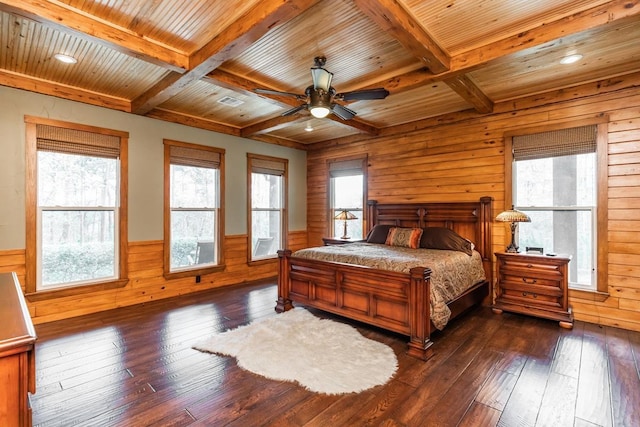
275,197,493,361
276,249,435,360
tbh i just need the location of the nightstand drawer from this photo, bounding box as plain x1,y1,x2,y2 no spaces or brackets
501,289,562,308
500,281,563,308
500,272,562,289
499,259,565,280
499,278,563,297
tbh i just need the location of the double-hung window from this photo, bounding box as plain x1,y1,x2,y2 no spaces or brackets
25,116,128,294
509,123,607,293
328,156,367,240
164,140,224,277
248,154,287,261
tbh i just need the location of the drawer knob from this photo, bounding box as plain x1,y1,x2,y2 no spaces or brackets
522,277,537,284
527,264,533,268
522,292,538,298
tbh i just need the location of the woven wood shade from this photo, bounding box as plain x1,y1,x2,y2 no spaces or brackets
512,125,596,161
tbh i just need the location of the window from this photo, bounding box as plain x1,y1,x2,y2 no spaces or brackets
164,140,225,278
328,156,367,240
25,116,128,295
248,154,287,262
509,122,608,293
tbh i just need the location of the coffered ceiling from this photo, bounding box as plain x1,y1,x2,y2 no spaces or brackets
1,0,638,149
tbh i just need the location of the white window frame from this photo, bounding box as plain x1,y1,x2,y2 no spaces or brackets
247,154,288,262
505,119,609,297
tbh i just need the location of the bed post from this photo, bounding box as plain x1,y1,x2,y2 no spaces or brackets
367,200,378,236
276,249,293,312
478,196,494,287
407,267,434,360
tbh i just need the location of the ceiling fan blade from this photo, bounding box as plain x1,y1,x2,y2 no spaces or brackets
255,88,304,99
281,104,308,116
331,104,357,120
338,88,390,101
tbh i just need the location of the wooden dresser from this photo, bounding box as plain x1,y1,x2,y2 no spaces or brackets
0,272,37,426
493,252,573,329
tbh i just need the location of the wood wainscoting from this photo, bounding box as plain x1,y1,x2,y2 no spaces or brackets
0,230,307,324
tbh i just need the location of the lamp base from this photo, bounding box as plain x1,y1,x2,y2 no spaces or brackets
505,223,520,253
505,243,520,253
340,220,349,240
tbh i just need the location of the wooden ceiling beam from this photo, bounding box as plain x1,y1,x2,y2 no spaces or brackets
0,69,130,111
443,75,494,114
353,0,449,74
363,0,640,97
328,116,380,135
145,109,241,136
451,0,640,72
0,0,188,72
205,70,299,109
131,0,321,115
354,0,492,113
241,115,303,137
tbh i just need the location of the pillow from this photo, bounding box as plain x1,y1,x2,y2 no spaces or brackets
366,224,394,244
420,227,474,255
385,227,423,249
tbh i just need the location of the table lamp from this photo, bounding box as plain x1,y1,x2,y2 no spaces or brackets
496,206,531,253
334,209,357,239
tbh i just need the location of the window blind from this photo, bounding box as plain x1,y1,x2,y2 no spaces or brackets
328,158,366,177
513,125,597,161
250,157,287,176
36,124,120,158
170,145,221,169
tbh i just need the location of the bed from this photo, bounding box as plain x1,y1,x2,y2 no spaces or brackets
276,197,493,360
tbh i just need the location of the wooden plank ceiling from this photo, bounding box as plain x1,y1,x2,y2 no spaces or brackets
0,0,638,149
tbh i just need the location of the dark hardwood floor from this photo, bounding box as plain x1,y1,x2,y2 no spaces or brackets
32,281,640,426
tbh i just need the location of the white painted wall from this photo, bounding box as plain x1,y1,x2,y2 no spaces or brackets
0,85,307,250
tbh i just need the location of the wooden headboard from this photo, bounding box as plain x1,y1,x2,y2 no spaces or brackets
366,197,494,282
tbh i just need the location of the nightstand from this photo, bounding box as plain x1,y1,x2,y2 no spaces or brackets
492,252,573,329
322,237,365,246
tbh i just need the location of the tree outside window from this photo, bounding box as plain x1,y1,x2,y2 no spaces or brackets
164,140,225,278
512,124,599,291
25,116,128,294
248,154,287,261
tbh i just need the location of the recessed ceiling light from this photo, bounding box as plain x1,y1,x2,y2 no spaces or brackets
560,54,583,65
54,53,77,64
305,123,314,132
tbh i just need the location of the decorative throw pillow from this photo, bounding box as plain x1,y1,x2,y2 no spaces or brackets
366,224,394,244
385,227,423,249
420,227,474,255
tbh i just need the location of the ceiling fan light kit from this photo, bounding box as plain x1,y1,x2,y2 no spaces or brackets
310,57,333,91
255,56,389,121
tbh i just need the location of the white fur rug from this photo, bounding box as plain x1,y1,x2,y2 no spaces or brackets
193,308,398,394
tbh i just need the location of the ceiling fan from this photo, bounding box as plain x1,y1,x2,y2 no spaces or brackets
255,56,389,120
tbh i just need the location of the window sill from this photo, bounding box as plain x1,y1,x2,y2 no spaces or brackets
26,278,128,302
568,288,609,302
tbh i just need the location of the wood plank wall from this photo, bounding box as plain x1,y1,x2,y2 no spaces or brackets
307,72,640,333
0,230,307,324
